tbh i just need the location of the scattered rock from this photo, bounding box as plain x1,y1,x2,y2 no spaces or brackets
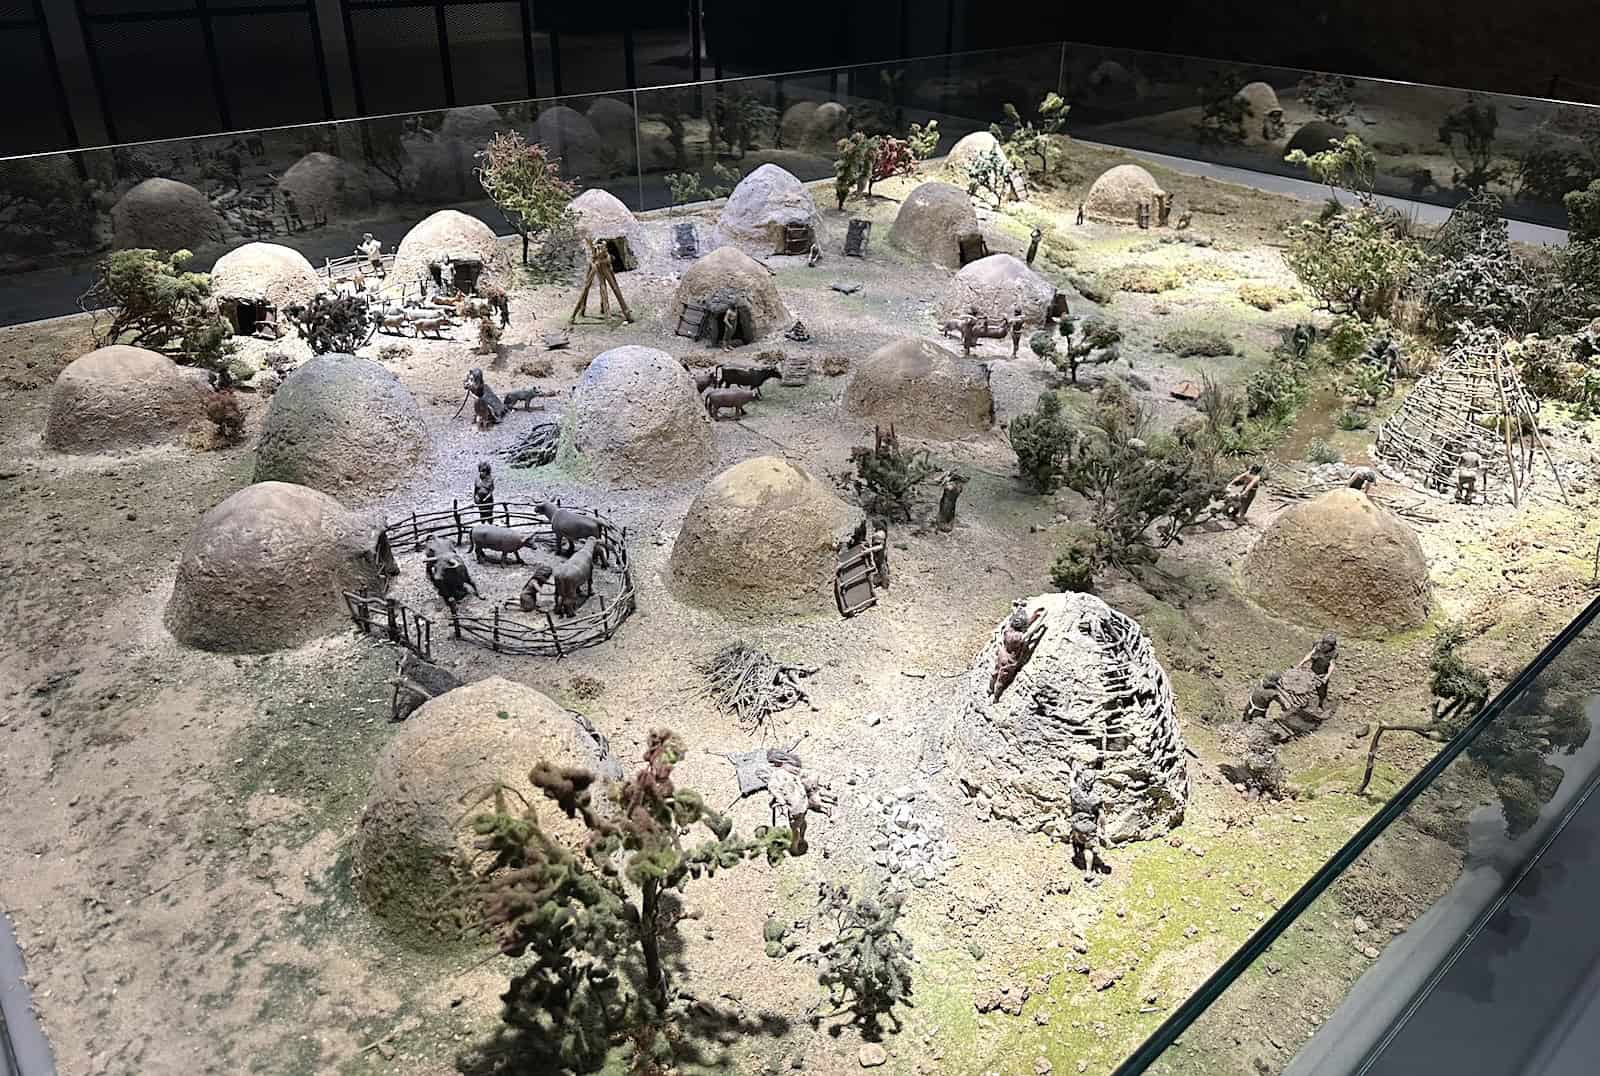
858,1044,887,1068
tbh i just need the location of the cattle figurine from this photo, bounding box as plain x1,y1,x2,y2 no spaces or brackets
704,386,757,420
420,537,481,609
469,524,539,564
552,537,602,616
534,502,607,557
718,364,781,398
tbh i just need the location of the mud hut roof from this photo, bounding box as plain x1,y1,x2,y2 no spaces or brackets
208,242,321,307
1084,164,1167,225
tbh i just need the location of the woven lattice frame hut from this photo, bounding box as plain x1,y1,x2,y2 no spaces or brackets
1374,330,1563,505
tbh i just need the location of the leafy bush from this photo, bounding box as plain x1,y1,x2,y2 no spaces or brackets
850,427,937,521
1112,264,1184,294
1029,330,1057,360
1158,328,1232,357
963,145,1019,206
1050,524,1101,592
1009,391,1075,492
811,882,915,1034
1245,359,1305,422
1297,73,1357,125
1336,407,1372,430
467,731,791,1069
1439,95,1504,191
1566,179,1600,242
287,292,372,355
79,248,234,371
1283,205,1422,321
1325,316,1371,365
1285,134,1376,200
1419,191,1546,337
991,93,1070,179
907,120,940,162
1304,438,1342,464
1347,363,1393,406
1194,72,1249,146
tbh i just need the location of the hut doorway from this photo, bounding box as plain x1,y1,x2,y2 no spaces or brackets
223,299,273,337
430,256,484,295
779,222,815,256
687,291,756,348
602,236,636,271
957,232,989,266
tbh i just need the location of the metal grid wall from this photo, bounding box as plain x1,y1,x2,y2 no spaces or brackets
0,1,77,153
74,0,333,142
340,0,536,115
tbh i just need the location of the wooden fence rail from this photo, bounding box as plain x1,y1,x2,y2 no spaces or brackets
344,592,433,660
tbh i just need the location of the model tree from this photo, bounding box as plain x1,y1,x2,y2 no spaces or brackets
476,131,577,267
1285,133,1377,203
80,248,234,371
850,425,937,522
286,292,373,354
812,882,915,1034
1438,95,1504,192
1296,73,1358,126
991,93,1070,180
833,132,877,210
468,729,792,1069
1008,390,1076,492
1053,315,1123,383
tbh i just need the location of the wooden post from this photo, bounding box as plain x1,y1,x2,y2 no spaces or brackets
545,611,564,658
386,598,399,643
452,611,461,639
492,607,501,652
411,512,419,548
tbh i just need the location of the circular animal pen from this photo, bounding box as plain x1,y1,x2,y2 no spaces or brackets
383,500,637,657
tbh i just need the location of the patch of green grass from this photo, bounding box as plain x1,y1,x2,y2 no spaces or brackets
1158,328,1233,358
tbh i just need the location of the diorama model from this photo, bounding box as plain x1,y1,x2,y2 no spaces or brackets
2,70,1599,1076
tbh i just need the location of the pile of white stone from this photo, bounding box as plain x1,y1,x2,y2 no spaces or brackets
866,783,957,890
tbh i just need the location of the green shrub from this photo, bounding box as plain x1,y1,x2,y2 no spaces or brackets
1283,205,1422,321
1050,526,1101,592
1009,391,1074,492
1565,179,1600,242
1158,328,1233,357
1336,407,1372,430
1029,330,1057,360
1305,439,1342,464
1238,282,1300,310
1325,316,1371,365
1245,361,1305,422
1112,264,1184,294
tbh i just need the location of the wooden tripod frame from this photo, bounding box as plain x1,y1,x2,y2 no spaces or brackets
570,240,633,325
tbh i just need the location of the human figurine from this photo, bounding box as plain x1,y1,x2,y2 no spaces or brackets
282,190,303,232
720,306,739,350
473,461,495,522
1221,464,1264,524
1175,211,1192,230
807,240,822,268
959,305,980,358
358,232,383,275
767,763,831,855
990,601,1048,701
1454,449,1482,504
1347,467,1378,494
1296,632,1339,710
1075,203,1086,226
1136,202,1151,229
1026,227,1043,266
1008,305,1026,358
1068,766,1108,873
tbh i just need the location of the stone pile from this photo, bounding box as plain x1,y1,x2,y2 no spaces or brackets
866,783,957,890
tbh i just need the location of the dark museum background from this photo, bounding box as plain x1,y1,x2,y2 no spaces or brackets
7,0,1600,155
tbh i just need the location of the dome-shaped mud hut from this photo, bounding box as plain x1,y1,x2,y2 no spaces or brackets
845,338,994,439
1284,120,1347,159
670,246,790,347
276,152,372,221
1241,487,1430,636
717,164,820,253
253,354,428,495
1083,164,1170,226
569,345,716,482
938,252,1059,322
164,481,396,653
947,592,1189,845
944,130,1003,177
888,182,981,269
353,677,619,947
43,345,209,453
110,178,222,251
1235,81,1285,144
208,242,321,336
569,188,650,269
669,456,864,615
392,209,504,294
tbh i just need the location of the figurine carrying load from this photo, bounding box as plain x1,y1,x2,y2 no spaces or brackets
1067,765,1108,873
766,761,833,856
1296,632,1339,710
1009,305,1026,359
1347,466,1378,493
358,232,384,275
1221,463,1264,524
990,600,1047,701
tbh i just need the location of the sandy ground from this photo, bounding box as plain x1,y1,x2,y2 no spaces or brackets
1,141,1597,1076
